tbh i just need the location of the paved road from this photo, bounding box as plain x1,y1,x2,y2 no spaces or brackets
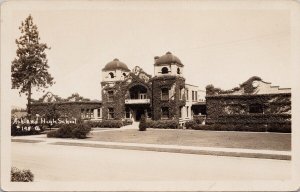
12,142,291,182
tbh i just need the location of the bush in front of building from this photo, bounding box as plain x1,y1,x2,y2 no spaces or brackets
185,121,291,133
84,120,123,128
123,119,133,126
47,123,91,139
139,115,147,131
11,167,34,182
145,119,179,129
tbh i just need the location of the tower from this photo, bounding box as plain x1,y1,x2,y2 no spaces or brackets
151,52,186,121
101,58,130,120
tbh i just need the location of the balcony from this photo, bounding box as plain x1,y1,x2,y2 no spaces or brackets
125,99,150,104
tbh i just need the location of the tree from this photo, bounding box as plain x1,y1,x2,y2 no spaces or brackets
11,15,54,116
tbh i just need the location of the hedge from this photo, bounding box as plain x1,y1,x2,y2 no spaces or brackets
83,120,123,128
11,167,34,182
47,123,91,139
185,120,291,133
145,119,179,129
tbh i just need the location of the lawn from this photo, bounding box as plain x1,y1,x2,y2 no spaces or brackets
87,129,291,151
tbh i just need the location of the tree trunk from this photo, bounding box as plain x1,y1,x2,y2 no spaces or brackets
27,84,32,116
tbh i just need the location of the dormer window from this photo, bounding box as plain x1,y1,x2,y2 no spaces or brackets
161,67,169,74
109,72,115,78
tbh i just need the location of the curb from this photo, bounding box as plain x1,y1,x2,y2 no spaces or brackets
50,141,291,160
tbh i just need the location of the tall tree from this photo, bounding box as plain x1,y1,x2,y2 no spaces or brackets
11,15,54,116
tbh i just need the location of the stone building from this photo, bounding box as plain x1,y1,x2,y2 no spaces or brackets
205,76,291,125
101,52,205,124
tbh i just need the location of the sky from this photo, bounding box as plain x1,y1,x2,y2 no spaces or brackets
2,1,292,108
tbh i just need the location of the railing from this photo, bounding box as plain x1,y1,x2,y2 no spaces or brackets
125,99,150,104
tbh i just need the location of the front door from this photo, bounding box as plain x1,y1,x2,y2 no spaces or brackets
135,108,145,121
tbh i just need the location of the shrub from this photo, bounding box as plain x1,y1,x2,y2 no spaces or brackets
72,123,91,139
139,115,147,131
186,123,291,133
84,120,123,128
47,123,91,139
123,119,133,126
146,119,179,129
11,167,34,182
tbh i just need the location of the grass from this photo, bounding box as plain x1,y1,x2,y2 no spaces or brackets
87,129,291,151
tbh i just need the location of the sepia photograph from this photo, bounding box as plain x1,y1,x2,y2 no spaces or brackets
1,0,300,191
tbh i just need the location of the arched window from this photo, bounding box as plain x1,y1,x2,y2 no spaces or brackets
177,68,181,74
109,72,115,78
161,67,169,74
249,104,264,114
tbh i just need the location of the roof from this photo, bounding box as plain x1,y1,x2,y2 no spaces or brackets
154,52,184,67
102,58,130,72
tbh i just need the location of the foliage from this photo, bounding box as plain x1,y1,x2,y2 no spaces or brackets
47,123,91,139
240,76,262,94
123,119,133,126
44,103,60,122
151,75,186,120
11,15,54,115
11,167,34,182
83,120,123,128
65,93,90,102
139,115,147,131
101,68,152,120
145,119,179,129
31,102,101,120
206,93,291,125
185,123,291,133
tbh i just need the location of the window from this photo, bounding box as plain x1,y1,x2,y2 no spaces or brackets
186,90,189,100
108,108,114,119
139,93,147,99
86,109,91,118
161,88,169,100
161,67,169,74
186,106,189,117
90,109,94,118
109,72,115,78
108,90,114,101
161,107,169,119
81,109,85,118
97,108,101,118
179,106,182,118
195,91,198,101
177,68,181,74
249,104,264,114
123,73,127,77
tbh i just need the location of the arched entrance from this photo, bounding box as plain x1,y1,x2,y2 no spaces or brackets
125,84,151,122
